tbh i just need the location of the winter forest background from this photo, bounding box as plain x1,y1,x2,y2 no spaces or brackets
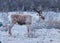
0,0,60,12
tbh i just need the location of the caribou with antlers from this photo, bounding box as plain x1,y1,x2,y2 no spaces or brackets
7,9,45,37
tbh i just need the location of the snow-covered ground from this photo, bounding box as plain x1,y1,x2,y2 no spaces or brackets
0,11,60,43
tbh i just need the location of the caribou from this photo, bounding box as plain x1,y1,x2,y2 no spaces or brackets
7,9,45,37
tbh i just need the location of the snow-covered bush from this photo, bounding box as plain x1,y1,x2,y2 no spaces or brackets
43,11,60,29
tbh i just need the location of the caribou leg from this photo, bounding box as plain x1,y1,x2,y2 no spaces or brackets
26,25,30,37
8,23,14,36
26,25,34,38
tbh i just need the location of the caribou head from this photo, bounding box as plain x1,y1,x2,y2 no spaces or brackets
33,8,45,20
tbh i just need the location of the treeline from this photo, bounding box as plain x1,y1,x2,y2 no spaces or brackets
0,0,60,12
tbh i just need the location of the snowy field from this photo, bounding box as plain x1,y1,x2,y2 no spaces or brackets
0,11,60,43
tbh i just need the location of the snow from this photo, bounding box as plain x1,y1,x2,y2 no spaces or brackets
0,26,60,43
0,11,60,43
